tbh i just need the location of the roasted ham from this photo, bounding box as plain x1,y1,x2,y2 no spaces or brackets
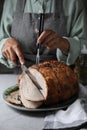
18,60,79,108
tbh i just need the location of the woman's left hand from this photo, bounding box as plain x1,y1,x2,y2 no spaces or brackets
37,30,70,54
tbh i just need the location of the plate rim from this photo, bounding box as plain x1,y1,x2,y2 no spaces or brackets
3,85,78,112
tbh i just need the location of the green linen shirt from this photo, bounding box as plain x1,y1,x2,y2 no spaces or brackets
0,0,87,68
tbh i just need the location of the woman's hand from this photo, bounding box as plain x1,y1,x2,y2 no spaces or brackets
2,38,25,65
37,30,70,55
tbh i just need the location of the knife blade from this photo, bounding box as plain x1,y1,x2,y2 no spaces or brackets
21,64,42,90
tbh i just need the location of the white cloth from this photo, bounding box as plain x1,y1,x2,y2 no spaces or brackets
43,84,87,130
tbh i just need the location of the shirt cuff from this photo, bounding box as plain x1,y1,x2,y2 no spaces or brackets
0,38,15,68
56,37,81,65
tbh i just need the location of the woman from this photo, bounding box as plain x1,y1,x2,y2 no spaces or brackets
0,0,87,73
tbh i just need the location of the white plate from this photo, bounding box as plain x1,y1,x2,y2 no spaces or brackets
3,85,78,112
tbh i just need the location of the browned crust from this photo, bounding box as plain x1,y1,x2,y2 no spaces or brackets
30,60,79,105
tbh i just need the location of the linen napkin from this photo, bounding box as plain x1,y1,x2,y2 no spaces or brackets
43,84,87,130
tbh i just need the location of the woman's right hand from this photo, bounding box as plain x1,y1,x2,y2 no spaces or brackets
2,38,25,65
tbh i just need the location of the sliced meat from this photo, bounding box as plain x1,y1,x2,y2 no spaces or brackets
19,73,45,101
19,87,43,109
6,90,22,106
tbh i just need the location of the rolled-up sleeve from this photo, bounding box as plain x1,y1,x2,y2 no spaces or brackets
57,0,87,65
0,0,17,68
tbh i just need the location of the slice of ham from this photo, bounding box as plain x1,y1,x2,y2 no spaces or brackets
19,88,43,109
6,90,22,106
19,73,45,101
18,72,44,108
